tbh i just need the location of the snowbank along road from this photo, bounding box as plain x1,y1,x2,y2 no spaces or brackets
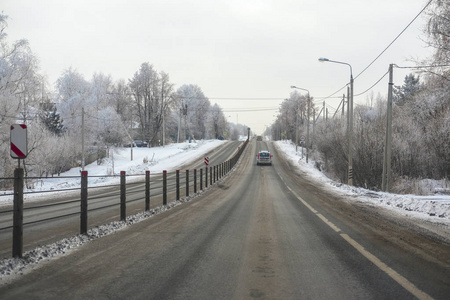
0,139,449,299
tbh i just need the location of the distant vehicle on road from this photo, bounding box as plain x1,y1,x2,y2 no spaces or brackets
134,140,148,147
125,140,148,148
256,150,272,166
256,136,262,141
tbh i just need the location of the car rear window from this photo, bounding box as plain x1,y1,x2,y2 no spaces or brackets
260,152,270,157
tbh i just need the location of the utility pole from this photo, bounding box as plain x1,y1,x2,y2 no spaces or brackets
306,94,310,163
295,101,299,152
183,104,188,142
162,112,165,147
382,64,394,192
347,87,350,133
332,95,344,119
312,108,316,149
348,75,354,186
323,101,326,121
177,106,181,143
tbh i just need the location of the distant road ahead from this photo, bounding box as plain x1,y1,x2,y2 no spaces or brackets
1,140,449,299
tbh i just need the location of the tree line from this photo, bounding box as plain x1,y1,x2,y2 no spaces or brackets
0,14,244,188
269,1,450,193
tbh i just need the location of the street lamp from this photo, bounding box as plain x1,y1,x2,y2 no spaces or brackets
319,57,354,186
290,85,311,163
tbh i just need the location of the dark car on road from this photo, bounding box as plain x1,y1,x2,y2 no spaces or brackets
134,140,148,147
125,140,148,147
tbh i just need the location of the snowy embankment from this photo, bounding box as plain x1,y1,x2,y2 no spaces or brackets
274,140,450,222
0,139,225,205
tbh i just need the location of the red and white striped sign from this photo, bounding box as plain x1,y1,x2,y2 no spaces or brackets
204,157,209,165
10,124,28,159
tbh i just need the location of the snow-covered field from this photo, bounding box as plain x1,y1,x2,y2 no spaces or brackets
1,138,449,283
274,140,450,222
0,139,225,205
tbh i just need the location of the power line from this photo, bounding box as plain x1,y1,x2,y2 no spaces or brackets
223,107,278,113
319,0,433,100
354,0,434,80
393,64,450,69
354,70,390,97
181,97,285,101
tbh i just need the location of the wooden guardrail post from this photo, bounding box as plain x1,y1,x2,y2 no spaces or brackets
120,171,126,221
186,169,189,197
194,169,197,194
176,170,180,201
210,166,213,186
12,167,24,258
163,170,167,205
80,170,88,235
145,170,150,211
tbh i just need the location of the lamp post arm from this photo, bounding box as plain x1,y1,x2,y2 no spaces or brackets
318,58,353,78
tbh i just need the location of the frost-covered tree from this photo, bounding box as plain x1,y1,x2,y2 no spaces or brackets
55,68,91,164
89,73,113,111
425,0,450,66
110,79,133,122
56,68,90,131
0,13,45,183
352,104,385,188
24,120,74,178
228,123,248,140
272,91,310,141
176,84,211,140
393,74,422,105
158,71,176,144
97,107,128,147
39,103,65,135
206,103,227,139
129,63,176,146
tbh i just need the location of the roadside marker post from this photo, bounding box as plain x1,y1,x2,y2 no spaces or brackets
10,124,27,258
10,124,28,159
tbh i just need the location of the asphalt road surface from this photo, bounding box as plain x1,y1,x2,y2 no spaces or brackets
0,139,449,299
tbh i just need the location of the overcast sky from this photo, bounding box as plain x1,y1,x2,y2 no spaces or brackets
3,0,432,134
